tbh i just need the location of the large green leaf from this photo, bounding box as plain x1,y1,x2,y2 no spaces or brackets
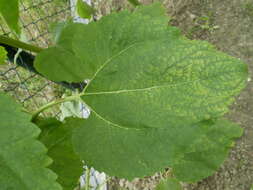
155,178,182,190
35,118,83,190
0,93,61,190
34,3,247,182
0,46,7,64
68,117,242,181
0,0,20,35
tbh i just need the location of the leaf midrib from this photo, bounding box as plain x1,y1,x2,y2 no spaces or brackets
82,68,243,96
81,69,244,131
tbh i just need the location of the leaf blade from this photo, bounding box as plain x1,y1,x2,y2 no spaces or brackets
0,0,20,35
173,120,243,182
35,118,83,190
34,3,171,82
81,38,247,129
69,115,242,181
0,93,62,190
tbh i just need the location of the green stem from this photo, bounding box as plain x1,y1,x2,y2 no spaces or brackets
85,167,90,190
31,94,81,121
0,35,44,53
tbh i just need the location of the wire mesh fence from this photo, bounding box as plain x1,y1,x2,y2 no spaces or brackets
0,0,73,116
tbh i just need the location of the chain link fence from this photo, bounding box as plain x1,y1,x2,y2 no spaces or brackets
0,0,75,116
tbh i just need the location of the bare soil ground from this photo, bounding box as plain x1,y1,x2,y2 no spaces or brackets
94,0,253,189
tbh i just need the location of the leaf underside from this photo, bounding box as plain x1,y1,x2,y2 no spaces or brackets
35,118,83,190
0,93,61,190
0,0,20,35
35,3,247,182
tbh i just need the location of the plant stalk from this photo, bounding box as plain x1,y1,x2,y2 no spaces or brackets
31,94,81,121
85,167,90,190
0,35,44,53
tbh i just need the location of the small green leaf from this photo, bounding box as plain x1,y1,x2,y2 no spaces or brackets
0,92,61,190
0,0,20,35
0,46,7,64
35,118,83,190
76,0,94,19
127,0,141,6
155,178,182,190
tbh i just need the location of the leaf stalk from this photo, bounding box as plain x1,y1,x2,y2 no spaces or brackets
0,35,44,53
31,94,82,121
85,167,90,190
